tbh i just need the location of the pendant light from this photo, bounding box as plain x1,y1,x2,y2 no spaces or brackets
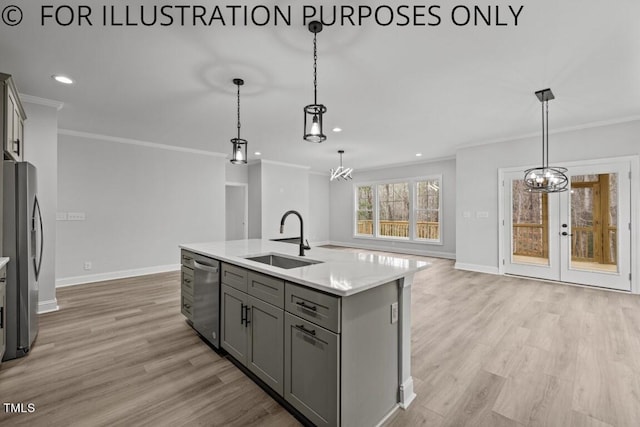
523,88,568,192
330,150,353,181
230,78,248,164
303,21,327,143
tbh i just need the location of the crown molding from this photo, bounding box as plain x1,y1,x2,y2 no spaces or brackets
20,94,64,111
58,129,228,157
259,159,311,170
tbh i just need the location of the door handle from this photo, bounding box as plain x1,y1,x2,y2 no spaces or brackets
193,260,219,273
561,232,573,236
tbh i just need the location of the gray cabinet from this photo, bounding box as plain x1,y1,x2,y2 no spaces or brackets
284,312,339,427
1,265,6,363
221,266,285,395
1,74,26,162
220,284,248,362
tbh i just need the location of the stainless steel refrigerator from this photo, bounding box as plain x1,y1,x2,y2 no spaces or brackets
2,161,42,360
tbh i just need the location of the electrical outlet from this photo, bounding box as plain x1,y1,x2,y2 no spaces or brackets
83,262,92,271
391,302,398,324
56,212,68,221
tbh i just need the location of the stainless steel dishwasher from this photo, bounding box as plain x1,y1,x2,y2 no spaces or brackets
192,254,220,348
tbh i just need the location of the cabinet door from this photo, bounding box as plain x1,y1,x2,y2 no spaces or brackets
0,282,5,359
247,296,284,395
284,313,339,427
221,284,248,364
14,108,23,160
6,89,15,156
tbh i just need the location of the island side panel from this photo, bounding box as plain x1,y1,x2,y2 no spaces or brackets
398,274,416,408
341,280,399,427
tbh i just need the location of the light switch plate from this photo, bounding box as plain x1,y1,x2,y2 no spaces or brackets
68,212,86,221
463,211,471,218
476,211,489,218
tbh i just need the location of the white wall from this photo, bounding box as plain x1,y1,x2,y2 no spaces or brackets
23,101,59,312
226,162,248,184
56,134,226,285
308,172,330,243
248,162,262,239
456,119,640,273
260,161,309,240
329,158,456,258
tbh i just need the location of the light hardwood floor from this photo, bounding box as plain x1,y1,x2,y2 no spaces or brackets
1,249,640,426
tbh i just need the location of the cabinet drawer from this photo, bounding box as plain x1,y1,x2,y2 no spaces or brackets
285,283,341,333
181,293,193,320
221,263,248,292
181,250,195,269
181,266,194,296
248,271,284,308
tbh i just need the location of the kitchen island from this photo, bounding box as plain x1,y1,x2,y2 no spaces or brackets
179,239,429,427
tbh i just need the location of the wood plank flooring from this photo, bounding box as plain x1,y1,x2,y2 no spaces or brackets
1,248,640,426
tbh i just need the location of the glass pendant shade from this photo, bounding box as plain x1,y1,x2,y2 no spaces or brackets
523,88,568,193
230,78,248,164
230,138,247,164
303,21,327,143
304,107,327,143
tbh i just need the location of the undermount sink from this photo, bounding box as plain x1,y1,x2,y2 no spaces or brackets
244,253,322,269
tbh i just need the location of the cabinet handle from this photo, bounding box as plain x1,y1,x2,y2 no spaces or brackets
0,307,3,328
14,138,20,156
241,303,246,325
182,256,193,263
245,306,251,327
295,324,316,336
183,303,191,309
296,301,317,312
184,278,192,284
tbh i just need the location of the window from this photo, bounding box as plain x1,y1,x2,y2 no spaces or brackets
356,185,374,236
354,176,442,243
415,179,440,241
378,183,410,238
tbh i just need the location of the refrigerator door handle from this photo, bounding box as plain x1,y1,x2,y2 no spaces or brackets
32,195,44,281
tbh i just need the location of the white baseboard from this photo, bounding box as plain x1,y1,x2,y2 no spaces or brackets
329,240,456,259
399,376,416,409
454,262,500,275
56,264,180,288
38,299,59,314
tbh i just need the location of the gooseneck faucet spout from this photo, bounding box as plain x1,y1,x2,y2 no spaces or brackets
280,210,310,256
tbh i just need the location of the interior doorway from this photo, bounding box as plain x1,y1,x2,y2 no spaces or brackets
225,183,248,241
501,159,633,291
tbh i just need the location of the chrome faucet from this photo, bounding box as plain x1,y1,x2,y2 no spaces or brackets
280,210,310,256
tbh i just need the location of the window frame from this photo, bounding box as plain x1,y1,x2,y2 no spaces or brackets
352,175,443,244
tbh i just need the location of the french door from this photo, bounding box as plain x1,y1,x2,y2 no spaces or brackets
503,160,631,291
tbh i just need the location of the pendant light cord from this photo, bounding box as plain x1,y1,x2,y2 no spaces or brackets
313,32,318,105
236,82,241,140
541,98,545,169
545,98,549,169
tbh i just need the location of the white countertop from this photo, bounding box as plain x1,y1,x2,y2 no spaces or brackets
0,257,9,269
180,239,430,296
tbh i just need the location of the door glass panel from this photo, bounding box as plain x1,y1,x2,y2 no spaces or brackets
569,173,618,273
512,180,549,265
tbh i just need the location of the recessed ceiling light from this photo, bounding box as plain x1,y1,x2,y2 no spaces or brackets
416,153,423,157
254,151,261,156
332,127,342,132
52,75,73,85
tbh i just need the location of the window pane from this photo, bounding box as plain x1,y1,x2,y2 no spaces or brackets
378,183,409,238
416,179,440,240
356,185,373,236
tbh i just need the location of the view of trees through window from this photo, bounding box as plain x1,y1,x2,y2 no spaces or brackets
356,178,441,241
511,174,618,265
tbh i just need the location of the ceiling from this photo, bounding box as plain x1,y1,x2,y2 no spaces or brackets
1,0,639,173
